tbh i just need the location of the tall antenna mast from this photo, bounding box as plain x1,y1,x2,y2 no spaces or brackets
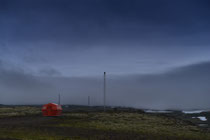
103,72,106,112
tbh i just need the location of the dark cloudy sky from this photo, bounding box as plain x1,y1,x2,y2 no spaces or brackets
0,0,210,76
0,0,210,109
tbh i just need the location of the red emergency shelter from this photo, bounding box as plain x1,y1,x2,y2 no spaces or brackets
42,103,62,116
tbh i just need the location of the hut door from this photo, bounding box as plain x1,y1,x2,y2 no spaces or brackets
47,105,52,115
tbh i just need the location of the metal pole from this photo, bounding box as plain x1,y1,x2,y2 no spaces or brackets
104,72,106,112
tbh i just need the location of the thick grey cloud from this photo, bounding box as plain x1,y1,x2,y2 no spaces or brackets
0,60,210,110
39,67,62,77
0,0,210,76
0,0,210,109
0,62,55,104
107,62,210,110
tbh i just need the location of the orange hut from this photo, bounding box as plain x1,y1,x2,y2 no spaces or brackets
42,103,62,116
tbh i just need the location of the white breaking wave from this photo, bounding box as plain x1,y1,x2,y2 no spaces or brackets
182,110,208,114
192,116,207,121
145,110,172,113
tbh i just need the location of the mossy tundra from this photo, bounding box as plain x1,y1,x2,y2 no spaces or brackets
0,106,209,140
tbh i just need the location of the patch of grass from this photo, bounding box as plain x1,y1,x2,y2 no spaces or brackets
0,106,41,117
57,112,210,140
0,128,75,140
0,106,210,139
